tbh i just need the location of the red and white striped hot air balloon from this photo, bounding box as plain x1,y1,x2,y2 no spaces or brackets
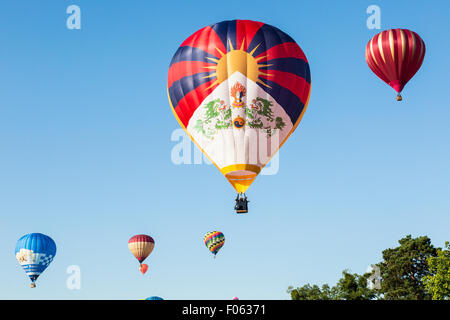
365,29,425,101
128,234,154,275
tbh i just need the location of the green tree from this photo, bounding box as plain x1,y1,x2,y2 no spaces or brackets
422,241,450,300
288,270,377,300
376,235,437,300
287,284,337,300
334,270,377,300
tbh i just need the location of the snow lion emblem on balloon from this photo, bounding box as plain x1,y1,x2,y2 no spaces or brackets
193,81,286,139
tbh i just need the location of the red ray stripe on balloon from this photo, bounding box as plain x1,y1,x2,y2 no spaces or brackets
375,31,393,81
399,30,415,86
174,80,219,127
380,30,398,81
393,29,405,79
404,30,417,81
366,44,389,84
259,70,311,104
168,61,217,88
407,32,425,83
236,20,264,52
407,32,419,81
255,42,307,61
180,26,226,58
366,43,385,82
371,33,393,84
389,30,401,80
416,39,425,78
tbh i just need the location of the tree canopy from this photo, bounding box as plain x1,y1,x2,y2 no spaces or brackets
288,270,376,300
288,235,447,300
422,241,450,300
376,235,437,299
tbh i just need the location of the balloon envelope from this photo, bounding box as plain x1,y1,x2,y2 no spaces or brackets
128,234,155,264
168,20,311,193
146,296,164,300
15,233,56,286
204,231,225,256
365,29,425,98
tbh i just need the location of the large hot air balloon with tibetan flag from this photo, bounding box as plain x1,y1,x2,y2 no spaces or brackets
167,20,311,213
128,234,155,275
15,233,56,288
365,29,425,101
204,231,225,258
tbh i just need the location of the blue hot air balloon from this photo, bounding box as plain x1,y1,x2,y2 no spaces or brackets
145,296,164,300
15,233,56,288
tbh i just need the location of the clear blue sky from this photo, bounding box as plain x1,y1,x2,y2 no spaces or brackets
0,0,449,299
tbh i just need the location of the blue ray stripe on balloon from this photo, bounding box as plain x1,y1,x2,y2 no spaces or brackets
169,46,219,67
257,78,305,125
168,72,215,108
260,58,311,83
247,24,296,57
211,20,237,52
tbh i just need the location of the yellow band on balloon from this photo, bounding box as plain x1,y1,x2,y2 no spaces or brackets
220,164,261,176
225,177,255,193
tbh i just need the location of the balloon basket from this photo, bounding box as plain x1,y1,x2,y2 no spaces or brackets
396,94,403,101
30,283,36,288
234,193,249,214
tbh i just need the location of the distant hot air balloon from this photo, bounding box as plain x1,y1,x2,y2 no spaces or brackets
168,20,311,213
146,296,164,300
15,233,56,288
232,297,239,300
365,29,425,101
128,234,154,274
204,231,225,258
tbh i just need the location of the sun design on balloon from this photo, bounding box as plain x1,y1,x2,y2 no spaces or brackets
202,39,273,89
